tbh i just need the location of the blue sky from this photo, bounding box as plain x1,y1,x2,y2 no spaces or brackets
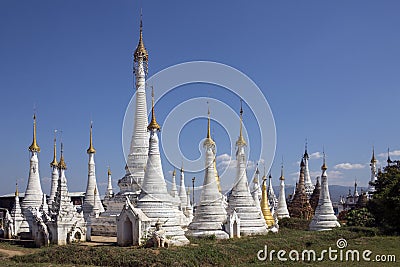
1,1,400,197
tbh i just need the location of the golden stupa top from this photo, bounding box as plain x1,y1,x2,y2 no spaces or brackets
58,143,67,170
280,165,285,180
29,114,40,152
172,169,176,176
321,153,327,171
371,147,377,163
108,167,112,176
204,108,215,146
147,87,161,131
87,122,96,154
236,102,247,146
50,135,58,167
134,16,148,62
15,182,19,197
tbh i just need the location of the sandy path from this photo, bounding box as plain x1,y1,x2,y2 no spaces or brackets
0,248,25,257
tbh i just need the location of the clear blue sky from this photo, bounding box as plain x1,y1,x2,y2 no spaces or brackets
1,1,400,196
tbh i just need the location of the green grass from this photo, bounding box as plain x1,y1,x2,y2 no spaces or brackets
2,227,400,267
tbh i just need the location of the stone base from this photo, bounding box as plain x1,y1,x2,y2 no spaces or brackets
186,229,229,239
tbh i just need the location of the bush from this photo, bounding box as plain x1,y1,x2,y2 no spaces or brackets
279,217,310,230
345,208,376,227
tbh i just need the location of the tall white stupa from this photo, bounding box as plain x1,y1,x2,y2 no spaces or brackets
303,142,315,197
251,167,261,209
82,123,104,218
136,88,189,246
368,147,377,197
187,109,228,239
20,114,44,238
226,104,268,236
275,164,290,219
48,133,59,205
178,166,188,211
309,153,340,231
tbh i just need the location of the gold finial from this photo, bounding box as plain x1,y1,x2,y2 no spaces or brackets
280,162,285,181
180,161,184,173
87,122,96,154
108,167,112,176
147,86,161,131
371,146,377,164
321,149,327,171
134,11,148,62
15,182,19,197
58,143,67,170
204,107,215,146
50,131,58,167
29,113,41,152
172,169,176,176
236,100,247,146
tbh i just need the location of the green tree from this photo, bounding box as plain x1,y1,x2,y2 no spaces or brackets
345,208,375,227
368,163,400,234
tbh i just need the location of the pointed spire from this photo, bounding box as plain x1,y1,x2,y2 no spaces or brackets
181,161,184,173
172,168,176,177
134,10,148,62
387,147,392,165
147,86,161,131
87,122,96,154
204,107,215,146
50,131,58,167
371,146,377,164
29,113,40,152
322,150,327,171
15,182,19,197
108,166,112,176
280,162,285,181
58,143,67,170
304,139,309,159
236,100,247,146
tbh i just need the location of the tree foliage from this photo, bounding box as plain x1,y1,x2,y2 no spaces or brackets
368,162,400,234
345,208,375,227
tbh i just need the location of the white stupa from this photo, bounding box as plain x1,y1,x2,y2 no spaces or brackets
187,110,229,239
309,154,340,231
136,89,189,246
267,173,278,211
82,123,104,218
48,133,59,206
303,142,315,197
20,114,44,238
275,164,290,219
169,169,181,208
227,104,268,236
250,167,261,209
105,167,114,199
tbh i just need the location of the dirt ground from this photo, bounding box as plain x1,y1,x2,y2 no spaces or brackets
0,248,25,257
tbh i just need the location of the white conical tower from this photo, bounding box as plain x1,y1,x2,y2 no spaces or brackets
21,114,44,228
276,164,290,219
49,132,59,205
251,166,261,209
11,183,24,236
82,123,104,218
169,169,181,208
368,147,377,197
267,173,278,211
136,88,189,246
227,103,267,236
178,165,188,211
121,15,150,194
309,153,340,231
303,141,315,197
187,109,228,239
105,167,114,198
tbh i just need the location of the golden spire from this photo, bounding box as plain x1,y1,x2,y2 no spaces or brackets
15,182,19,197
87,122,96,154
108,167,112,176
134,11,148,62
321,150,327,171
280,163,285,181
29,113,40,152
371,146,377,164
50,131,58,167
261,175,275,227
204,108,215,146
58,143,67,170
172,169,176,176
147,86,161,131
236,100,247,146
